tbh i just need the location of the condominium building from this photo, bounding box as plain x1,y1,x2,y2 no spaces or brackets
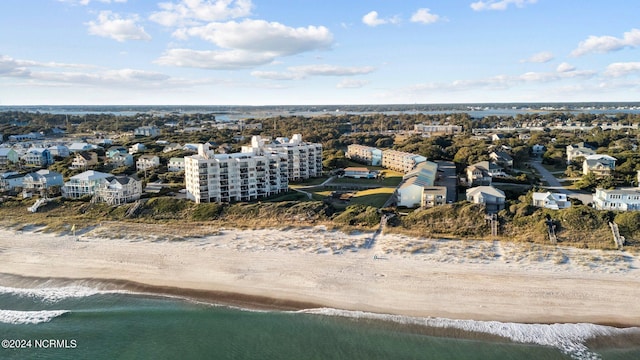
185,143,289,203
413,123,462,135
185,135,322,203
381,149,426,173
346,144,382,166
248,134,323,182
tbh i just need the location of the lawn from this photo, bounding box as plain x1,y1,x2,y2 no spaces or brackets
331,170,403,187
289,176,329,187
349,188,395,208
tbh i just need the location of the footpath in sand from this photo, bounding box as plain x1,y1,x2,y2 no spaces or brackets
0,223,639,326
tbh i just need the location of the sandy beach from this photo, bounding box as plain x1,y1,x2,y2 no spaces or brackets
1,223,639,327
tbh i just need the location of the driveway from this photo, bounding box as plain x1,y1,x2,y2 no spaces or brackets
528,160,593,205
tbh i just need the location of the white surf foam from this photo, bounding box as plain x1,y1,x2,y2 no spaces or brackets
0,285,126,303
299,308,640,360
0,309,68,325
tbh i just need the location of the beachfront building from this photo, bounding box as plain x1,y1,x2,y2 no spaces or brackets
71,152,98,169
61,170,113,199
184,143,288,203
413,123,462,135
168,157,185,172
23,170,63,191
343,167,375,179
136,155,160,172
93,176,142,205
582,154,616,176
532,192,571,210
244,135,322,182
68,142,96,153
134,126,160,137
566,142,596,164
0,148,19,168
129,143,146,154
381,150,426,173
593,188,640,211
466,186,506,213
396,161,445,208
0,172,25,192
346,144,382,166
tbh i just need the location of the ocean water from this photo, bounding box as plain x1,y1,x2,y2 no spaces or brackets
0,284,638,360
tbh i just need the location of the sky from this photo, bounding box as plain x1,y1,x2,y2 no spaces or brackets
1,0,639,105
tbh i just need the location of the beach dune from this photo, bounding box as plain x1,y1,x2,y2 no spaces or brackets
0,224,639,327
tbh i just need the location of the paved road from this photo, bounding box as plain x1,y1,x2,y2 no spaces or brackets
528,160,593,205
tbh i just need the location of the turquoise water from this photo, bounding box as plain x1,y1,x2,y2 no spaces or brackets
0,286,637,360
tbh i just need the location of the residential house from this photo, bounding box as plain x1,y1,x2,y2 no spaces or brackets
129,143,146,154
162,143,182,153
106,146,127,158
22,170,63,191
48,145,70,158
593,188,640,211
518,133,531,140
68,142,96,153
0,148,19,168
343,167,375,179
136,155,160,172
22,148,52,167
465,161,503,186
489,151,513,170
168,157,185,172
134,126,160,137
93,176,142,205
532,192,571,210
71,152,99,169
107,153,134,168
61,170,113,199
0,172,25,192
466,186,506,213
8,132,44,142
583,154,616,176
531,144,546,157
566,142,596,164
491,133,505,142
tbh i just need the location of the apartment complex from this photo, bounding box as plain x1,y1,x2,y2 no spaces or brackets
413,123,462,135
345,144,382,166
381,149,427,173
185,135,321,203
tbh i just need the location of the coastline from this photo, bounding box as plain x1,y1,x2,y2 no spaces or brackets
1,224,640,327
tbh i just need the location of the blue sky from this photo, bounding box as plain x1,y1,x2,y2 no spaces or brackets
1,0,639,105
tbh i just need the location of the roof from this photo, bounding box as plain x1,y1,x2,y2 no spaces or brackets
69,170,113,181
584,154,616,161
466,186,505,198
0,148,15,156
491,151,513,161
532,191,567,202
169,157,185,163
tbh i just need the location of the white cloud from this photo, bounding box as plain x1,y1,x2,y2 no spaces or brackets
571,28,640,56
556,62,575,73
470,0,537,11
86,11,151,42
156,48,275,69
410,8,441,24
337,79,369,89
520,51,553,63
251,64,376,80
362,11,400,27
150,0,252,27
604,62,640,77
178,19,332,55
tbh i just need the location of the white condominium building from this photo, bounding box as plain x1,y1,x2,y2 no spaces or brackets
346,144,382,166
245,134,323,182
381,149,427,173
185,143,289,203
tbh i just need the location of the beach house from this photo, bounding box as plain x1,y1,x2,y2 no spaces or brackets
0,172,25,192
593,188,640,211
134,126,160,137
61,170,113,199
22,170,64,191
466,186,506,213
136,155,160,172
0,148,19,168
582,154,616,176
168,157,185,172
71,152,99,169
532,192,571,210
465,161,503,187
566,142,596,164
93,175,142,205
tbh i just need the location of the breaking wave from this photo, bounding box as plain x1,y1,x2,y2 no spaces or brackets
299,308,640,360
0,309,68,325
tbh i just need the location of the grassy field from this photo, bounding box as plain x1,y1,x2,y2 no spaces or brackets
349,188,394,208
331,170,403,187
